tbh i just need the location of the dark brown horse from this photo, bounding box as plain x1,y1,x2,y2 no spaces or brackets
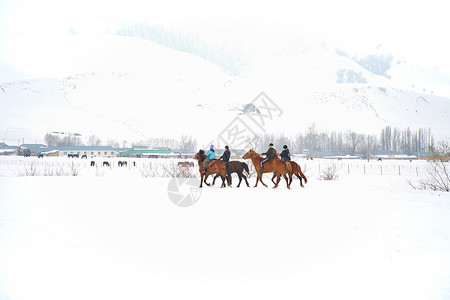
243,149,292,189
272,161,307,187
194,150,228,188
212,161,250,187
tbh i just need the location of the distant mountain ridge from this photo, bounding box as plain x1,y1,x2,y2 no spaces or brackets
1,33,449,146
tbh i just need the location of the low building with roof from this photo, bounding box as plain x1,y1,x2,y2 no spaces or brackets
54,146,119,158
0,143,18,155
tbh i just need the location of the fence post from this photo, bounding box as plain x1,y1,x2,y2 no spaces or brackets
380,165,383,175
398,166,401,176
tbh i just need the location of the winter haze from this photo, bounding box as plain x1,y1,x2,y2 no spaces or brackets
0,0,449,146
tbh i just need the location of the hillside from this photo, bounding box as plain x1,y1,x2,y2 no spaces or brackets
1,33,449,147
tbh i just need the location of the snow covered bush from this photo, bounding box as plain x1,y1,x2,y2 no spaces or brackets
411,140,450,192
319,162,339,181
160,161,196,178
139,163,159,178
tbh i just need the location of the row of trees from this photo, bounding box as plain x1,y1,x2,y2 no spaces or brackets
44,125,434,156
44,133,198,151
248,124,434,156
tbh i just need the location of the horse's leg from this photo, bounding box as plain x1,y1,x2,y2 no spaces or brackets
212,174,219,186
204,173,211,186
271,173,276,185
283,173,290,189
243,174,250,187
260,174,268,187
221,173,227,188
236,173,242,187
199,173,203,188
296,173,304,187
254,174,260,187
273,174,280,189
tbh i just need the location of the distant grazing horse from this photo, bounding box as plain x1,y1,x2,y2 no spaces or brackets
178,161,195,167
243,149,292,189
271,161,307,187
90,161,96,167
194,150,227,188
212,161,250,187
103,161,110,167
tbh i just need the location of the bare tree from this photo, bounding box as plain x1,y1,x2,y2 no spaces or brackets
412,140,449,192
88,135,102,146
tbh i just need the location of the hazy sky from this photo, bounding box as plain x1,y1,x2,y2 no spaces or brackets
1,0,449,79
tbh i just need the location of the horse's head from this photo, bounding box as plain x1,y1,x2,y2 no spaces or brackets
243,149,257,159
194,150,206,161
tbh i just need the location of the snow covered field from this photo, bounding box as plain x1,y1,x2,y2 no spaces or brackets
1,156,449,300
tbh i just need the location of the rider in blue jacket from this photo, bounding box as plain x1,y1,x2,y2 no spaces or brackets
202,145,216,173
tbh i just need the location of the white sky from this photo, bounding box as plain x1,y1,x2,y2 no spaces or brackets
1,0,450,79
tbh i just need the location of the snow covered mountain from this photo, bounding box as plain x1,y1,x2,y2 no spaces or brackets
1,33,449,146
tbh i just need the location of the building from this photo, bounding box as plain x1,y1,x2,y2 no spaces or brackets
0,143,18,155
418,151,450,161
54,146,119,158
118,148,172,158
18,144,48,156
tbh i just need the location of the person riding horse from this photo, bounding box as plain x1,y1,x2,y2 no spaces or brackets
280,145,291,162
202,145,216,173
260,143,276,174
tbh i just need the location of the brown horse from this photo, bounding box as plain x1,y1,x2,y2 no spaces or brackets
212,161,250,187
271,161,307,187
243,149,292,189
194,150,228,188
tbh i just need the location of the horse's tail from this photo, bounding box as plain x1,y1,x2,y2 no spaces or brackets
299,168,307,184
241,162,249,174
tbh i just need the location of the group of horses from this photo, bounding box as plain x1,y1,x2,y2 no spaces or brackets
193,149,307,189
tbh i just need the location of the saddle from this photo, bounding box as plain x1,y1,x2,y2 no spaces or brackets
208,159,218,168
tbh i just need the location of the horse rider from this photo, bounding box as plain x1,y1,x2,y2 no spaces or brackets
280,145,291,162
260,143,276,174
202,145,216,173
219,145,231,184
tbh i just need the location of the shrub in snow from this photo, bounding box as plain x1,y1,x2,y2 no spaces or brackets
318,162,339,181
160,161,197,178
411,140,450,192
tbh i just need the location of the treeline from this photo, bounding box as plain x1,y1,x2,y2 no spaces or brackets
131,135,197,151
248,124,434,155
44,126,434,155
44,133,198,151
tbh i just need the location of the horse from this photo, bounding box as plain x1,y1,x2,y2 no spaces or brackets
271,161,307,187
90,161,95,167
103,161,110,167
212,161,250,187
243,149,292,189
178,161,194,168
194,150,228,188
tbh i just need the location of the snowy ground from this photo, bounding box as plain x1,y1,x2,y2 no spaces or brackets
0,156,449,300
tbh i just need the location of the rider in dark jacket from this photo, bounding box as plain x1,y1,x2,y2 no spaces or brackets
280,145,291,161
220,146,231,185
220,146,230,162
260,143,276,174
